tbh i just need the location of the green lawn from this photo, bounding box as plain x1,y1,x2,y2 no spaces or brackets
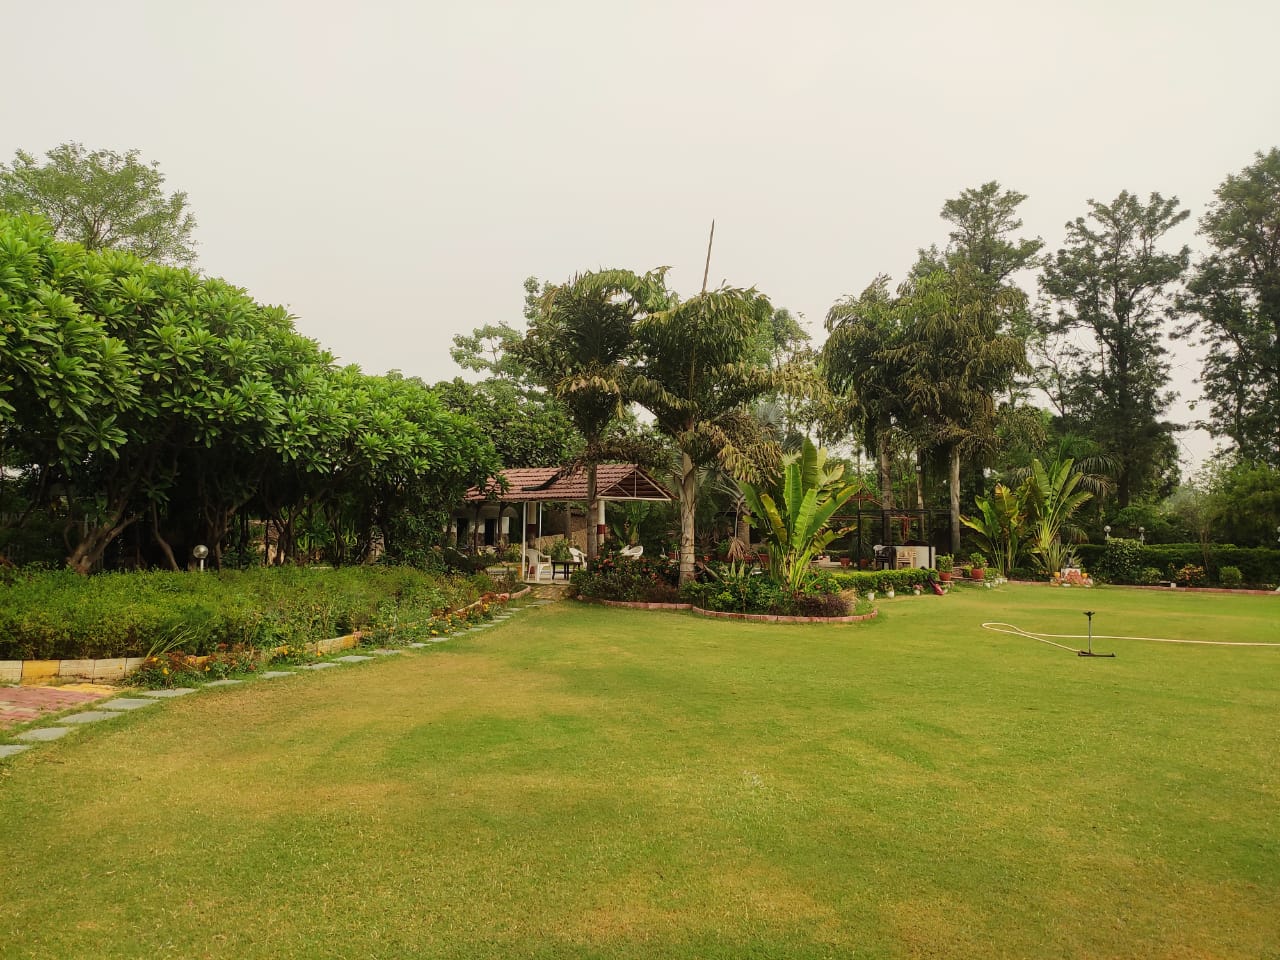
2,584,1277,959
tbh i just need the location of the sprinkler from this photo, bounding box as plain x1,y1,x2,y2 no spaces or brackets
1078,610,1115,658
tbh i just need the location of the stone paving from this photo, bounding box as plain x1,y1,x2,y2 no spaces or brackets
0,683,116,730
1,594,546,763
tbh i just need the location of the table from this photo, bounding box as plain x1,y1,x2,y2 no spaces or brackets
552,560,583,580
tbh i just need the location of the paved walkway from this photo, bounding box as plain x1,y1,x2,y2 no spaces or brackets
0,683,116,729
0,593,550,762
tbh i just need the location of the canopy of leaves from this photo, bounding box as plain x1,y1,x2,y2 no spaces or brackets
0,143,197,264
1039,190,1190,506
1179,148,1280,467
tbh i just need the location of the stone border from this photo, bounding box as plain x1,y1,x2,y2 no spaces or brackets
592,598,879,624
1,589,530,687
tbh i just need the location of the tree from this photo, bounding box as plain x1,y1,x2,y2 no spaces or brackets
1179,148,1280,467
893,265,1030,552
432,377,580,469
822,277,914,517
518,270,665,559
627,282,812,584
936,180,1044,289
0,143,197,264
1039,191,1190,507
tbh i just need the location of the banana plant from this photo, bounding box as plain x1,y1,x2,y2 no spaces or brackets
1023,457,1093,575
961,483,1028,578
738,438,864,590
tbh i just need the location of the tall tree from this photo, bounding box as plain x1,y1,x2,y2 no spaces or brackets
893,266,1030,552
1039,191,1190,507
0,143,197,264
517,270,664,560
822,277,914,521
938,180,1044,289
1179,148,1280,467
625,281,811,584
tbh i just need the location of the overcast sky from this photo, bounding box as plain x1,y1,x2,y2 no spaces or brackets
5,0,1278,472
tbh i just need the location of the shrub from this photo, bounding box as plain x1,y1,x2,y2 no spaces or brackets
1077,543,1280,585
569,555,679,604
830,568,934,594
675,566,850,617
1135,567,1164,586
0,566,489,660
1218,565,1243,589
1174,564,1207,587
1090,538,1145,584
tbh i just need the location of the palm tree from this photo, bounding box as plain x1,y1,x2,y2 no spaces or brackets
628,284,815,584
892,266,1030,553
518,271,664,560
822,276,913,519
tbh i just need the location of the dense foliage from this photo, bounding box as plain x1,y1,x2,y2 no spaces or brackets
0,213,499,571
0,565,491,660
1076,542,1279,587
0,143,197,264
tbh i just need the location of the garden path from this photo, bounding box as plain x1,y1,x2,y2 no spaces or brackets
0,594,555,762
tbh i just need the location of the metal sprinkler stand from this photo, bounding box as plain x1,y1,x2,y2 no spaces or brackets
1078,610,1115,658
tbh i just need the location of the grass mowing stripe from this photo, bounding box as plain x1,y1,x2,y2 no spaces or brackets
0,585,1276,958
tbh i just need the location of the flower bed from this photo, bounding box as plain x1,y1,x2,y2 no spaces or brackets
574,558,867,618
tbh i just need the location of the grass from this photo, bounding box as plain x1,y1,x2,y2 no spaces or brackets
1,584,1277,959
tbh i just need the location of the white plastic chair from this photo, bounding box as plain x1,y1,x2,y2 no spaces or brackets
619,544,643,559
568,546,586,565
523,547,553,581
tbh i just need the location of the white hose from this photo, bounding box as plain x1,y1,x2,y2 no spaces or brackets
981,621,1280,650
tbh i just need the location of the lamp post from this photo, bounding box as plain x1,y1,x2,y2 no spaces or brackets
1103,525,1111,542
192,544,209,572
1138,526,1145,544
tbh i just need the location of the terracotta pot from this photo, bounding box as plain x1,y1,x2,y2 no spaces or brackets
971,567,985,581
839,557,852,568
939,571,952,582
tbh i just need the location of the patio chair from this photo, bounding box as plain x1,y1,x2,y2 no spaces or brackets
523,547,553,581
568,546,586,565
619,544,643,559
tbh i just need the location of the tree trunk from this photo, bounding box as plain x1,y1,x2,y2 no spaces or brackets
151,501,180,571
877,427,894,544
585,462,598,561
679,451,697,586
66,510,137,575
949,444,962,555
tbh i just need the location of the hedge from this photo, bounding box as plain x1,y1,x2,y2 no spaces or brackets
1074,543,1280,586
0,566,492,660
830,568,939,593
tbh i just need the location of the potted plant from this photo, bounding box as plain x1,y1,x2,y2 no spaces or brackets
549,538,573,563
839,548,852,569
936,554,953,582
969,552,987,581
880,577,895,599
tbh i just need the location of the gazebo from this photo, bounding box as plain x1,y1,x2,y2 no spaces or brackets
460,464,671,580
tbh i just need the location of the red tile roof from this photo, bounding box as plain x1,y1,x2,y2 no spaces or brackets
465,464,670,502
